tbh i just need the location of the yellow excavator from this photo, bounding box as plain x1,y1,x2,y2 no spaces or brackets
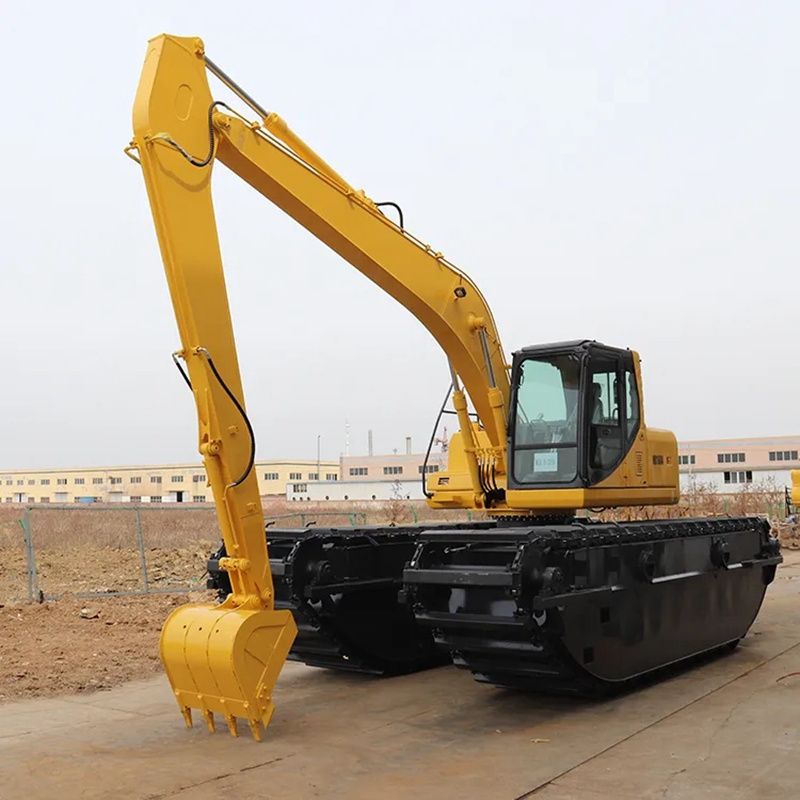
130,34,781,738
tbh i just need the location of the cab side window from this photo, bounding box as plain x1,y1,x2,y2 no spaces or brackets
624,369,640,445
588,361,623,474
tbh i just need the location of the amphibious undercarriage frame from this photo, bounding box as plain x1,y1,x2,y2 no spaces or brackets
404,516,781,693
209,516,780,692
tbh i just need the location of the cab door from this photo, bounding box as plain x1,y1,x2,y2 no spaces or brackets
585,347,639,486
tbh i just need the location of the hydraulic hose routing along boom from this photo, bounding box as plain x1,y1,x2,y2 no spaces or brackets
130,34,781,740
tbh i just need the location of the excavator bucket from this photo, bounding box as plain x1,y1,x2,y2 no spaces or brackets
160,603,297,740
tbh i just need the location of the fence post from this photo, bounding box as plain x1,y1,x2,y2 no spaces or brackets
19,517,32,601
135,507,150,593
22,507,39,601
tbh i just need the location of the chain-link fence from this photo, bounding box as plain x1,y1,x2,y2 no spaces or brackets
0,505,222,604
0,505,381,604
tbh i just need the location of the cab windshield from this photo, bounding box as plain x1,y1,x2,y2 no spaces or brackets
512,354,580,484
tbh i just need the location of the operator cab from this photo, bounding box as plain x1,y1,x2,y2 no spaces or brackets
508,340,641,489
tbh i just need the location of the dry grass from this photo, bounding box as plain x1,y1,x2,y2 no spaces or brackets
594,478,787,523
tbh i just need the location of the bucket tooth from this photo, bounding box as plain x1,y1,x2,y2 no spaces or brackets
202,710,215,733
180,707,193,729
248,719,263,742
226,715,239,738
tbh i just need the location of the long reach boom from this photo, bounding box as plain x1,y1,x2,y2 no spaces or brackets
130,33,513,738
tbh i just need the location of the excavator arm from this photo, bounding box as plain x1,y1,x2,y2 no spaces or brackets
131,32,514,739
132,34,510,514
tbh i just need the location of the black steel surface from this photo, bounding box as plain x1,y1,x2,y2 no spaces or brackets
403,516,781,694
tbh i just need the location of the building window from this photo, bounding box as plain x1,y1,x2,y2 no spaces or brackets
130,496,142,503
264,472,279,481
130,476,142,484
171,475,184,483
110,477,122,485
57,478,67,485
74,478,85,485
150,496,162,503
419,464,440,474
40,479,50,485
772,450,799,461
326,473,338,481
27,480,35,486
39,497,50,504
289,472,302,480
193,495,206,502
93,478,103,485
192,474,206,483
383,466,403,475
308,473,318,480
349,467,368,476
724,471,753,485
292,483,308,493
718,452,746,464
5,480,11,486
151,476,162,484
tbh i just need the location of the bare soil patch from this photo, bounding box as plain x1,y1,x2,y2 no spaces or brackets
0,590,214,701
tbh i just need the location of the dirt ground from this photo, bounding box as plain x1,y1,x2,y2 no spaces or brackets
0,590,215,701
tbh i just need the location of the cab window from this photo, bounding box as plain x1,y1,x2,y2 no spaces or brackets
512,354,580,484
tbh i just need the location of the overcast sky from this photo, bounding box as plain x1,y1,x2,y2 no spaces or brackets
1,1,797,469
